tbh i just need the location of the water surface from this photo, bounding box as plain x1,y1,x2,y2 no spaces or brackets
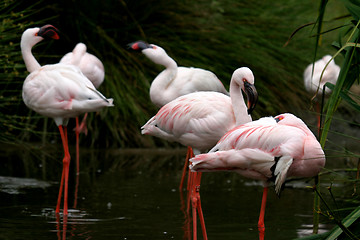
0,144,356,239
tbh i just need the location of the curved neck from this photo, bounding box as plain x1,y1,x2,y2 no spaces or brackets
21,43,41,72
149,59,178,107
229,79,251,125
20,29,43,72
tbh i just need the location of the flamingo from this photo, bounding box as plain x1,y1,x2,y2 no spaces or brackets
189,113,326,240
60,43,105,175
128,40,229,108
21,25,114,215
304,55,340,133
141,67,258,240
304,55,340,97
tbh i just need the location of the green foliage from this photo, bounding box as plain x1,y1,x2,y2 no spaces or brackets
293,0,360,238
1,0,348,148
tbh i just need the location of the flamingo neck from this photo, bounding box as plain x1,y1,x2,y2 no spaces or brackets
20,31,43,73
149,59,178,107
229,80,251,125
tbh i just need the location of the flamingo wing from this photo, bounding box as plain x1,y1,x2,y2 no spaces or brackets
22,63,113,120
141,92,235,151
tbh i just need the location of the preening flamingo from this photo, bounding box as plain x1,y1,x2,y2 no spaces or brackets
21,25,114,215
60,42,105,174
141,67,258,240
128,40,229,108
304,55,340,134
304,55,340,97
189,113,326,239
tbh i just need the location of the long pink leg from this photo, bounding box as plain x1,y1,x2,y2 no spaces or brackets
258,187,268,240
56,125,71,215
75,113,88,174
75,117,80,175
73,118,80,209
179,146,192,191
192,172,207,240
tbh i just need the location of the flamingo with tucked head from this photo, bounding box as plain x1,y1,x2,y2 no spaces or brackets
141,67,258,240
304,55,340,97
304,55,340,134
21,25,114,215
60,42,105,174
128,40,229,108
189,113,325,239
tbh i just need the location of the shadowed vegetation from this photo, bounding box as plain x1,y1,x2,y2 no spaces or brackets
0,0,351,148
1,0,360,237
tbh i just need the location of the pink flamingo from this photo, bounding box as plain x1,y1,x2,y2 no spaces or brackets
303,55,340,133
60,43,105,174
128,40,229,108
141,67,258,240
21,25,114,215
189,113,326,240
130,40,231,190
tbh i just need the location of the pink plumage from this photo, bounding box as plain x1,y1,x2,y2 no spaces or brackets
190,113,325,193
141,67,258,153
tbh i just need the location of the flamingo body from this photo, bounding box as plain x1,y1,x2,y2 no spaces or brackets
190,113,326,193
142,92,235,152
60,43,104,88
141,67,258,152
129,41,229,107
22,63,113,126
304,55,340,96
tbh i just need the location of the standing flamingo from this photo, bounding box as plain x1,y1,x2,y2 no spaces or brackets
189,113,326,240
304,55,340,133
60,42,105,175
141,67,258,240
21,25,114,215
128,40,229,108
304,55,340,96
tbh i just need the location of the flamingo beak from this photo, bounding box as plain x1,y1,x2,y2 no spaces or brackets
38,24,60,40
244,81,258,115
127,40,152,51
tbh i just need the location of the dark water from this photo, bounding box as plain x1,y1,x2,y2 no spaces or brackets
0,142,357,240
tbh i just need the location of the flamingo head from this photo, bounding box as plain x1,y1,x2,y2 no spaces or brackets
128,41,170,65
235,67,258,115
128,40,152,52
274,113,307,129
36,24,60,40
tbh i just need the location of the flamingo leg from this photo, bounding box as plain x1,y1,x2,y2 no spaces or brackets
56,125,71,215
258,186,268,240
193,172,207,240
55,165,65,214
179,146,192,191
75,117,80,175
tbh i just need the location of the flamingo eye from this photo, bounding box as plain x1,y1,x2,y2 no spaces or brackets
242,78,247,83
275,116,284,122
